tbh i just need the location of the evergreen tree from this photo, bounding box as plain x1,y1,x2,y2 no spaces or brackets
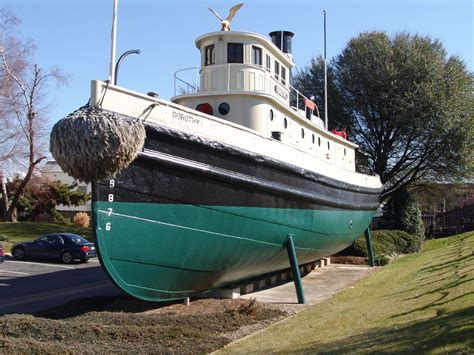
384,186,425,239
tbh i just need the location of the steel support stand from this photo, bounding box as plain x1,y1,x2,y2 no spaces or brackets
286,234,306,304
364,225,376,267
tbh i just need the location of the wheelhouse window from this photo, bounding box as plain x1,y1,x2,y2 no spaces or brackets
265,54,271,72
205,44,215,66
274,61,280,79
252,46,262,66
281,67,286,85
227,43,243,63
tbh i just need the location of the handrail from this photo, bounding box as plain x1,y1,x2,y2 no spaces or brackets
173,63,320,119
174,67,200,94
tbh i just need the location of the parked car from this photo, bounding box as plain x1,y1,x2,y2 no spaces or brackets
11,233,96,264
0,241,4,263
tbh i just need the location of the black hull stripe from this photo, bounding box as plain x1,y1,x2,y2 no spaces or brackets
137,149,379,211
145,123,382,195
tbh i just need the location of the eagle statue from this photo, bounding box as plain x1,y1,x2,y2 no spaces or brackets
208,3,244,31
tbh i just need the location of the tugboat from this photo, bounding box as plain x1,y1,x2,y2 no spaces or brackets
51,3,382,301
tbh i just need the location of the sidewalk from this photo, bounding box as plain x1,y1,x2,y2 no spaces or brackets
240,264,377,305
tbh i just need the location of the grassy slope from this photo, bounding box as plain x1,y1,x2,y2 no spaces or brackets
221,231,474,353
0,222,93,252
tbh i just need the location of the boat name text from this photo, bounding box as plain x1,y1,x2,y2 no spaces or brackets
172,111,201,125
274,85,288,100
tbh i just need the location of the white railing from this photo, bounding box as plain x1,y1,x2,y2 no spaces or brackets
173,63,320,119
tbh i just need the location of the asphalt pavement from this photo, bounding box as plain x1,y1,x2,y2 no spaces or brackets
0,257,123,315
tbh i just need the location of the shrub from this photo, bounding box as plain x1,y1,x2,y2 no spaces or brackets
383,186,425,240
352,230,423,263
51,209,71,225
73,212,90,228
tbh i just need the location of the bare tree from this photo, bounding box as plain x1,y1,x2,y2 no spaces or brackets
0,10,29,164
0,9,65,221
0,171,8,219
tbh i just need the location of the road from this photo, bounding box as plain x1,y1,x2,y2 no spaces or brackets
0,257,123,315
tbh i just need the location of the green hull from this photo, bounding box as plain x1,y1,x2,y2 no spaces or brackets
93,201,375,301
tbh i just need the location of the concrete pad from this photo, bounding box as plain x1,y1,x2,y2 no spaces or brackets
240,264,376,305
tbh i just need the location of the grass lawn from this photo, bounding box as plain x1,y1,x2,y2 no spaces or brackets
0,222,93,253
220,231,474,353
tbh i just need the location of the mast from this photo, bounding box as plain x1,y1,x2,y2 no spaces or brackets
323,9,328,130
109,0,118,84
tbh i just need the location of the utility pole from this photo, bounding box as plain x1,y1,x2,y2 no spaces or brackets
109,0,118,84
323,9,328,130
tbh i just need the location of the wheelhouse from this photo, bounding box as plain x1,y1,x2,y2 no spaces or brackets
172,30,356,172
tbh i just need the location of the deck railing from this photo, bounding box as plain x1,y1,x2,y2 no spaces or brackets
173,63,320,119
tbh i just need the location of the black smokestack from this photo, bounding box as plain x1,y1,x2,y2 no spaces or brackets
269,31,294,54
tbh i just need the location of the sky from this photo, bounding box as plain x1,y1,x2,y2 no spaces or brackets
2,0,473,131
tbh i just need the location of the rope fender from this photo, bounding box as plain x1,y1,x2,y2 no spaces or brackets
50,105,146,183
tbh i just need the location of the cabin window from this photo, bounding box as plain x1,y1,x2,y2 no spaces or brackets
312,134,315,144
301,128,305,139
265,54,271,72
284,117,288,129
252,46,262,66
269,109,274,121
228,43,243,63
274,61,280,79
205,45,215,66
318,137,321,146
328,141,331,150
281,67,286,85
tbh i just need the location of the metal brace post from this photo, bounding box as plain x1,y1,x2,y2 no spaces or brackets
286,234,306,304
364,225,375,267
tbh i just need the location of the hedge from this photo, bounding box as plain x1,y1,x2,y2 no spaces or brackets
351,230,424,264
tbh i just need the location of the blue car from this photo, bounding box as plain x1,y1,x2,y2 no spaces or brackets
11,233,96,264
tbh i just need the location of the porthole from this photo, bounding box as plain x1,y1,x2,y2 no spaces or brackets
318,137,321,146
284,118,288,129
196,103,213,115
312,134,315,144
218,102,230,115
269,109,274,121
327,141,330,150
301,128,305,139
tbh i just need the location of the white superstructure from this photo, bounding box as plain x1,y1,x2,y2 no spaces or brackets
172,30,356,172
